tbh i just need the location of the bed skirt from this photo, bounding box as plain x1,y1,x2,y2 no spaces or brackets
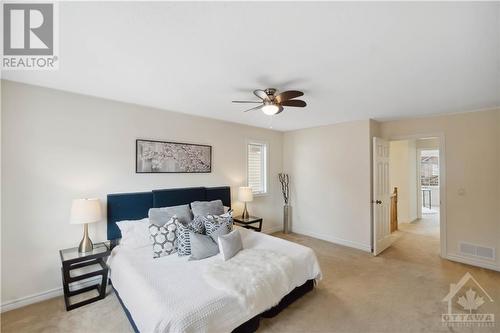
112,279,315,333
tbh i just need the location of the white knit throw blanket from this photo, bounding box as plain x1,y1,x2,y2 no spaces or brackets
204,249,293,313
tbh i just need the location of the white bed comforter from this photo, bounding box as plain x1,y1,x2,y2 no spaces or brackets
204,249,294,313
108,227,322,333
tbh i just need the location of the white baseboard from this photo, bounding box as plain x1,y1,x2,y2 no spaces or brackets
292,227,371,252
446,253,500,272
1,287,62,313
0,277,101,313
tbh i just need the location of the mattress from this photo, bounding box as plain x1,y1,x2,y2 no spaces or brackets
108,227,322,333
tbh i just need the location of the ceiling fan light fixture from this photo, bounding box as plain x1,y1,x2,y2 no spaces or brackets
262,104,280,115
234,87,306,114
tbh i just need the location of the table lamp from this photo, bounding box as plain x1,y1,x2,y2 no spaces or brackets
70,198,102,253
238,187,253,219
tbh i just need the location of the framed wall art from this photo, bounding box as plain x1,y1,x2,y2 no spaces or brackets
136,139,212,173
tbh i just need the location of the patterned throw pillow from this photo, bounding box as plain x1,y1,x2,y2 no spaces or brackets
175,219,205,256
190,216,206,234
149,217,178,258
203,211,233,236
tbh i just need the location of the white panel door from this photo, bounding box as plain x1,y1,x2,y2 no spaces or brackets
373,137,392,255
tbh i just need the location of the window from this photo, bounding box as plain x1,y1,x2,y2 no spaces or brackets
247,142,268,195
420,150,439,186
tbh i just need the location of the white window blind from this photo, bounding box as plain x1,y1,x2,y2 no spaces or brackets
247,142,267,194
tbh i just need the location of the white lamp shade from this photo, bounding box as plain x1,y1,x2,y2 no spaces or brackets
70,198,102,224
238,187,253,202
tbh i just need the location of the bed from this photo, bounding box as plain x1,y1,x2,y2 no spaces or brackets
107,186,322,333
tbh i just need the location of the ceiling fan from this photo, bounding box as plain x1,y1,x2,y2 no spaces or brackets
232,88,306,115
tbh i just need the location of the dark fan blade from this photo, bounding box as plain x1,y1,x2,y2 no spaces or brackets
254,89,270,101
275,90,304,103
243,105,264,112
232,101,262,103
280,99,307,107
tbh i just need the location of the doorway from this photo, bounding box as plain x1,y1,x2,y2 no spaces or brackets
417,148,440,235
388,137,441,246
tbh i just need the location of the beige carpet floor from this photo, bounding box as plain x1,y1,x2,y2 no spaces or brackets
2,215,500,333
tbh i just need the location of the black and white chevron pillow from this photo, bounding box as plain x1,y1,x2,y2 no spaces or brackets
149,216,178,258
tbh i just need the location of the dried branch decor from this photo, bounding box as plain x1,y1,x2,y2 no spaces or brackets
278,173,290,205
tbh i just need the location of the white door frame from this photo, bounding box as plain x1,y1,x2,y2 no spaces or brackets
416,147,423,219
386,132,447,258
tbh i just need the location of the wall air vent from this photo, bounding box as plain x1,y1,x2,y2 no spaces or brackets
459,242,495,261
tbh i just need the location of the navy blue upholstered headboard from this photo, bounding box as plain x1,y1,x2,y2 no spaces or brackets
107,186,231,240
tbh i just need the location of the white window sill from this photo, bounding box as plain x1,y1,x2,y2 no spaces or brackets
253,192,270,198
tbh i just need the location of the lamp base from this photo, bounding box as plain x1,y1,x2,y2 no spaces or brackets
78,224,94,253
242,202,250,219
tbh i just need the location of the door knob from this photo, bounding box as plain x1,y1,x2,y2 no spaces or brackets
375,200,382,204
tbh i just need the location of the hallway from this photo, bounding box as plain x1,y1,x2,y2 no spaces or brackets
398,214,440,238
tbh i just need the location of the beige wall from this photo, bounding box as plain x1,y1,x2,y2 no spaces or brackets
380,109,500,271
283,120,372,251
389,140,418,223
1,80,284,306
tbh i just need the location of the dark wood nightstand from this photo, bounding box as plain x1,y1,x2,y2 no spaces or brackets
59,242,110,311
233,216,263,232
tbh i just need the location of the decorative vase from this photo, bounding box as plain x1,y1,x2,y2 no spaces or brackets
283,204,291,234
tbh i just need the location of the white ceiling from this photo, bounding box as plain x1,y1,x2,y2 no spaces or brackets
3,2,500,131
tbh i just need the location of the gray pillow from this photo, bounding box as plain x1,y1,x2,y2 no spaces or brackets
149,204,193,225
217,229,243,261
191,200,224,217
189,231,219,260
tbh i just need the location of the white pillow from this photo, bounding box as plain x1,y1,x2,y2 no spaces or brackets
116,218,152,248
217,229,242,261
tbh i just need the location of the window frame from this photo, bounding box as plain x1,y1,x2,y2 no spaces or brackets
245,140,269,196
